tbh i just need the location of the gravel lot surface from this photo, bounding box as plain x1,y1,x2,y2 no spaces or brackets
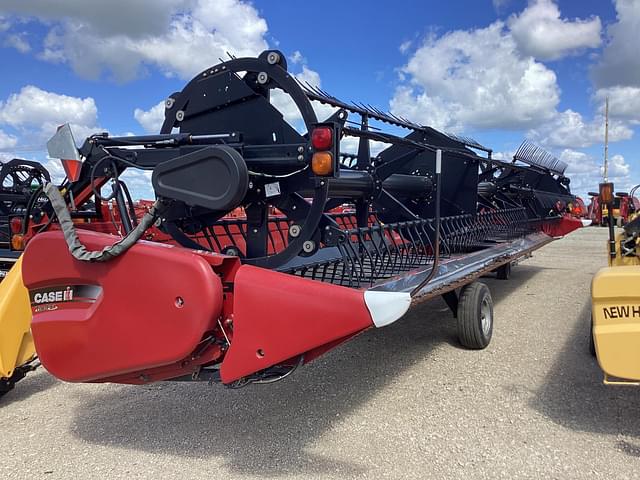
2,226,639,479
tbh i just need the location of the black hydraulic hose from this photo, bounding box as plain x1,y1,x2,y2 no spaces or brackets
608,207,616,261
118,180,139,228
43,182,160,262
20,184,44,234
114,181,133,234
411,149,442,297
630,183,640,207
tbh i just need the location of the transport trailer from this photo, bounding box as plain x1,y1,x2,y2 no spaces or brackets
16,50,583,389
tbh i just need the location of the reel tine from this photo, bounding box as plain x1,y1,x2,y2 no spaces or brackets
513,140,567,175
305,82,326,98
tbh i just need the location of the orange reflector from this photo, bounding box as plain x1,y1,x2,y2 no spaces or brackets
599,182,614,204
61,159,83,182
11,234,25,251
311,152,333,176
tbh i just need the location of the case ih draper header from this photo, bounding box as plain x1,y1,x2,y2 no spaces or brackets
1,50,582,392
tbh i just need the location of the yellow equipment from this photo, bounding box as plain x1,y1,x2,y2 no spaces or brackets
591,182,640,385
0,256,37,397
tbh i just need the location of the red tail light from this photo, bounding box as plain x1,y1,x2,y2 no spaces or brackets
10,217,23,234
311,127,333,150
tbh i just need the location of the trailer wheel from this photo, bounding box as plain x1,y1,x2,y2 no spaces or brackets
496,262,511,280
457,282,493,349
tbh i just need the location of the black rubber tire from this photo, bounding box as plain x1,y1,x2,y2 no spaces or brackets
0,365,30,400
0,378,16,399
457,282,493,349
589,314,596,357
496,262,511,280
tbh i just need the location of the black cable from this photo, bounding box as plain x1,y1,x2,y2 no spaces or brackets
98,147,155,171
21,184,44,234
35,214,55,234
118,180,138,227
89,156,120,202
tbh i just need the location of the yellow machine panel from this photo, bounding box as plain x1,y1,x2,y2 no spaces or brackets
592,265,640,382
0,257,35,379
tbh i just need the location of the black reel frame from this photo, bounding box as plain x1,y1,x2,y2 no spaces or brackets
52,50,576,286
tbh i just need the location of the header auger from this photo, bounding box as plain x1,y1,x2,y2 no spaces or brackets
7,50,583,389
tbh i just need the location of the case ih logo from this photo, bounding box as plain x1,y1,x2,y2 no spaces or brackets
33,287,73,304
30,285,101,306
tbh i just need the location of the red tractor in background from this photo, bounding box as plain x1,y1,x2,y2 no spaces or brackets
588,188,640,227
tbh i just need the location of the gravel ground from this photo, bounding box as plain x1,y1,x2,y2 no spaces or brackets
2,226,639,480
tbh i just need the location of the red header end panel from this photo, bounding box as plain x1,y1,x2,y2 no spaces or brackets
22,231,223,382
543,214,584,237
220,265,374,383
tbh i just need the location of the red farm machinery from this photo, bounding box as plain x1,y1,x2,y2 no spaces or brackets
588,187,640,227
3,50,584,391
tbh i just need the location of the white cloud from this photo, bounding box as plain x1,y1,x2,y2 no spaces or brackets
1,0,269,82
390,86,460,132
4,33,30,53
527,109,633,149
594,86,640,123
289,50,304,64
270,64,336,129
0,85,96,129
492,0,511,11
592,0,640,88
339,136,389,159
607,153,630,180
41,157,67,183
560,148,632,196
390,21,560,132
134,101,166,134
559,149,602,196
492,151,515,161
0,129,17,150
508,0,601,61
399,40,412,54
0,85,102,149
120,169,155,200
0,0,178,37
561,149,598,174
296,65,321,88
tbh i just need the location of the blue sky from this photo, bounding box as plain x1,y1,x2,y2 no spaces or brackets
0,0,638,199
